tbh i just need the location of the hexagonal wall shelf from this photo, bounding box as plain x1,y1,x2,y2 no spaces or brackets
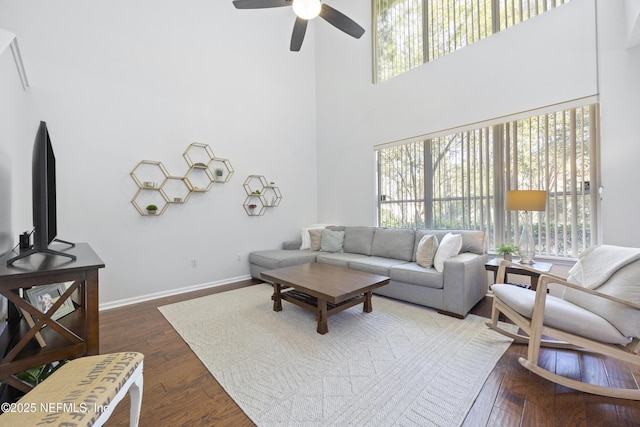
163,176,192,204
183,142,215,167
130,143,233,216
209,158,234,183
242,175,282,216
131,187,170,216
130,160,170,189
185,166,216,192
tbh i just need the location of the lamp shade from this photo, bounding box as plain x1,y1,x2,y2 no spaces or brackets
505,190,547,212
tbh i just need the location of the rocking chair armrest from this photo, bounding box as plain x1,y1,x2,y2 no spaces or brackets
537,274,640,311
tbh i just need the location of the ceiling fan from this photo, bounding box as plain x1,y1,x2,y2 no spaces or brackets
232,0,365,51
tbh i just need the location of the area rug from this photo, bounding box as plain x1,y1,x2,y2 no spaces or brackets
158,285,516,426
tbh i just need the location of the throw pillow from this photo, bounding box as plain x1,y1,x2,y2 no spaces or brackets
320,230,345,253
416,234,439,268
309,229,323,251
300,224,331,249
433,233,462,272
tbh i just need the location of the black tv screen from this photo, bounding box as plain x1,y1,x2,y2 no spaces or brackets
6,121,74,266
32,121,57,249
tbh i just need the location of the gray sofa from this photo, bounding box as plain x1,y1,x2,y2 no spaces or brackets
249,226,488,317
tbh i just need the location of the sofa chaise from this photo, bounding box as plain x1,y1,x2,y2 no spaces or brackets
249,226,488,317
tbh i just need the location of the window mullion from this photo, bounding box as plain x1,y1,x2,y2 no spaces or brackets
570,108,578,257
424,139,433,228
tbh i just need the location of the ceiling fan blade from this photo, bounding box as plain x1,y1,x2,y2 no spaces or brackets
290,18,308,51
319,4,365,39
232,0,291,9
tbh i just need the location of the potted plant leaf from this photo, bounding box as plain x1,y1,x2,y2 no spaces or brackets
16,360,68,388
496,243,518,261
146,204,158,215
215,168,224,181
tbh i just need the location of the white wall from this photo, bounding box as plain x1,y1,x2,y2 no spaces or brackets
2,0,640,308
597,1,640,246
315,0,640,248
0,0,319,306
0,31,35,254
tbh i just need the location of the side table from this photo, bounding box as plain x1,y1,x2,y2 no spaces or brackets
0,243,104,394
484,258,552,291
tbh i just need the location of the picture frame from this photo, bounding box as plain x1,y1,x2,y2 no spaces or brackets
25,283,75,321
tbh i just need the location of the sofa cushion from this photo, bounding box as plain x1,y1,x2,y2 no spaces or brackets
390,263,444,289
433,233,462,272
492,284,630,345
342,226,376,255
371,228,416,261
456,230,485,255
416,234,438,268
320,230,345,253
414,229,485,258
563,258,640,339
316,252,370,268
249,250,318,270
348,256,407,277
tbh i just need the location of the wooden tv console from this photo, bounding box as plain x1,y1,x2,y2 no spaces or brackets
0,243,104,394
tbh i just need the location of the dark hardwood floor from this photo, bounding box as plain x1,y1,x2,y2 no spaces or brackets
100,280,640,426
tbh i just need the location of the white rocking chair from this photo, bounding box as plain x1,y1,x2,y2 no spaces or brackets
486,246,640,400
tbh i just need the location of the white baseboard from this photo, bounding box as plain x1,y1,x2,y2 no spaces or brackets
99,274,253,311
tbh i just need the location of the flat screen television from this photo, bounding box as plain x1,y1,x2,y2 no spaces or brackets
6,121,75,266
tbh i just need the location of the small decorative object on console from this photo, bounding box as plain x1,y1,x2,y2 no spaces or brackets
496,243,518,261
25,283,75,321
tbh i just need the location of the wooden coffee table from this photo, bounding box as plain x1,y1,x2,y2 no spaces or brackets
261,263,390,334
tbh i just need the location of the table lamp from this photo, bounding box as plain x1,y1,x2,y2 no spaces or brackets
505,190,547,264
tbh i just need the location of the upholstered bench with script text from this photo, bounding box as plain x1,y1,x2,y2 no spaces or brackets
0,352,144,427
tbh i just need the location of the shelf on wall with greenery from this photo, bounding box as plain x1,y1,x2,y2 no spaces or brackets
209,157,234,183
242,175,282,216
130,143,233,215
131,187,169,216
130,160,171,216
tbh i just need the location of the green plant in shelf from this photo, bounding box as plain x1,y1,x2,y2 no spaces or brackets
252,190,261,195
215,168,224,177
146,204,158,214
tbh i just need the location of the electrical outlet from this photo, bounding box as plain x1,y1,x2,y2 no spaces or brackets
191,259,197,268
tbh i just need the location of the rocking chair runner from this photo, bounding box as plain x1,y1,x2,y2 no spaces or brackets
486,251,640,400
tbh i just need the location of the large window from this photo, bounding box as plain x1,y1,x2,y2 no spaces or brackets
377,102,599,258
373,0,572,83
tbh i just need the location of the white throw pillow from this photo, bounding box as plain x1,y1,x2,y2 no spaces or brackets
300,224,331,250
416,234,439,268
433,233,462,272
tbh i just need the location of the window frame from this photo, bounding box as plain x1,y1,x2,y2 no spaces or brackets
375,99,600,259
373,0,572,83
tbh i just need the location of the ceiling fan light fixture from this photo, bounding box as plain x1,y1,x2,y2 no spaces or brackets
292,0,321,20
